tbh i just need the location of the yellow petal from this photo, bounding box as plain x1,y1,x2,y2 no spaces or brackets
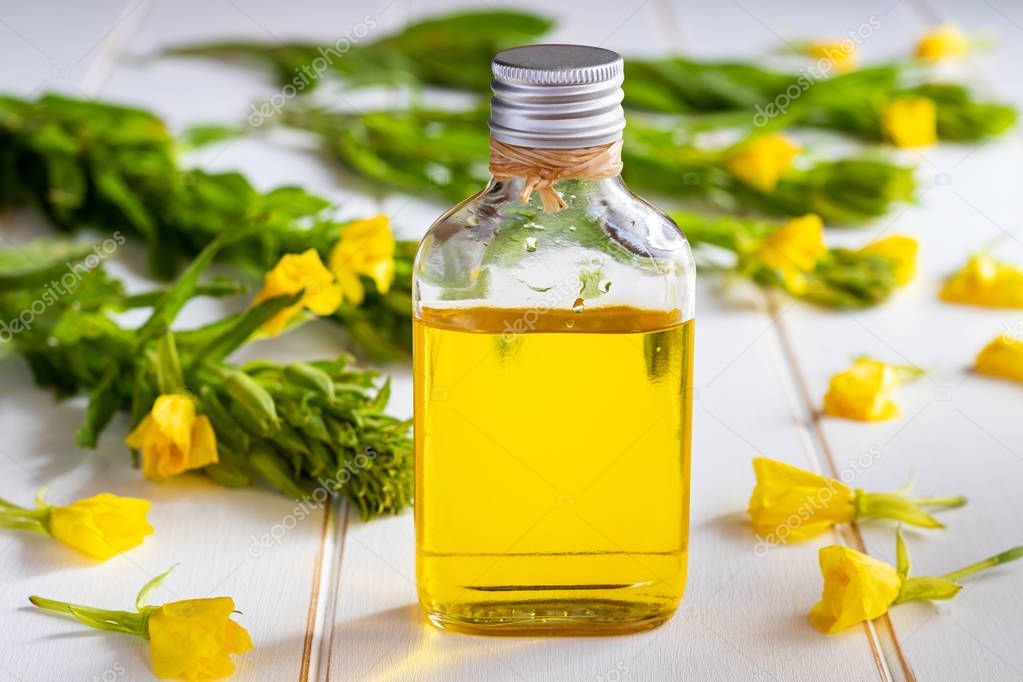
128,394,218,482
823,359,902,421
861,235,918,285
149,598,251,682
804,41,857,73
916,25,968,62
253,249,342,335
976,334,1023,383
882,97,937,148
748,458,856,542
726,134,801,193
330,215,396,302
47,493,153,560
810,545,902,633
940,254,1023,308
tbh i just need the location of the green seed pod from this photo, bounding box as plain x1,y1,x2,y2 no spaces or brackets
248,444,309,499
224,370,279,434
198,386,250,452
284,362,336,401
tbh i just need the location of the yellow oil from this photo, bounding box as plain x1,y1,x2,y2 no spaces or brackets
414,306,693,635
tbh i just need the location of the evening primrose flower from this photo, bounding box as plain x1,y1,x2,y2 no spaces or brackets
31,567,253,681
0,491,152,560
915,25,968,62
940,253,1023,308
811,531,1023,633
975,334,1023,383
822,358,923,421
860,235,919,285
882,97,937,148
252,249,343,335
801,40,857,73
757,214,826,294
726,134,801,192
126,394,218,481
749,457,964,544
329,215,396,306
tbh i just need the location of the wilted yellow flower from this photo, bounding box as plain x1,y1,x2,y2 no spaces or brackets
823,358,902,421
975,334,1023,383
882,97,937,148
860,235,918,285
31,568,253,681
940,254,1023,308
329,215,396,305
758,214,826,294
47,493,153,561
253,249,343,335
810,545,902,633
149,597,254,681
726,134,801,192
803,41,857,73
916,25,968,62
126,394,218,481
748,458,855,542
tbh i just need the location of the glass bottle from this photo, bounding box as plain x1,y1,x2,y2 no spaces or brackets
413,45,695,635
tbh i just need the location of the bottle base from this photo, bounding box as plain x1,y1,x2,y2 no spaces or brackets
422,599,678,636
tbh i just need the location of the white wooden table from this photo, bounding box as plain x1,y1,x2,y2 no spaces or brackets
2,0,1022,679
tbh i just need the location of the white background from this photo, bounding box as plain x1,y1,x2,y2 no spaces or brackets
1,0,1022,680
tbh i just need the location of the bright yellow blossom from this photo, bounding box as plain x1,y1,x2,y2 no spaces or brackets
252,249,343,335
149,597,254,681
803,41,857,73
810,533,1023,634
882,97,938,148
31,568,252,682
126,394,218,481
748,458,855,542
861,235,918,285
975,334,1023,383
940,254,1023,308
726,134,801,192
47,493,153,560
810,545,902,633
758,214,826,294
329,215,396,306
916,25,968,62
823,358,902,421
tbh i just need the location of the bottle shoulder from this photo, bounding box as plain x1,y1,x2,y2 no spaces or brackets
413,177,695,318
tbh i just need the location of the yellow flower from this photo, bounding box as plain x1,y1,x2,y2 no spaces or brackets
940,254,1023,308
252,249,343,335
758,214,826,294
47,493,153,561
810,545,902,633
30,569,253,682
916,25,968,62
748,458,855,542
126,394,219,481
726,134,801,192
823,358,902,421
860,235,918,285
804,41,857,73
882,97,937,148
329,215,396,306
149,598,254,681
976,334,1023,383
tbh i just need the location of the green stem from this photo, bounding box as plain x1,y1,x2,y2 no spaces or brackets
907,496,967,508
941,546,1023,582
29,596,148,637
0,507,49,534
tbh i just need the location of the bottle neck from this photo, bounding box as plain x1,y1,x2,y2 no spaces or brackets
488,137,624,212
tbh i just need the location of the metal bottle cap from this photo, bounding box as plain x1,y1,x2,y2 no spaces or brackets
489,44,626,149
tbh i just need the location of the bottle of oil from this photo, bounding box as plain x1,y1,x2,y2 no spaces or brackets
413,44,695,635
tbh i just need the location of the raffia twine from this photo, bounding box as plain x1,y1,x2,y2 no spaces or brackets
488,138,624,212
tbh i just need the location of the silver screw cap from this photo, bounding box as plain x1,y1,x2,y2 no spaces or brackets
489,44,626,149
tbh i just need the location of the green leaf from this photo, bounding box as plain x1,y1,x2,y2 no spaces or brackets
895,576,961,604
895,528,911,581
136,564,178,610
